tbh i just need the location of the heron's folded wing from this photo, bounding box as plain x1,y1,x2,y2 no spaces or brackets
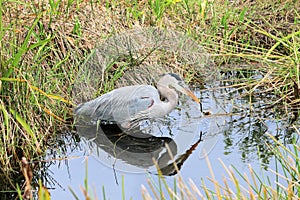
90,85,159,123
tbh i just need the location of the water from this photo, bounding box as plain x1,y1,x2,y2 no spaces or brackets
45,79,299,199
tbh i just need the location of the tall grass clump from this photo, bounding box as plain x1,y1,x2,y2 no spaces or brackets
0,0,83,196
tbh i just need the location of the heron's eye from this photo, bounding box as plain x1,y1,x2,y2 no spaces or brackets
178,81,185,87
168,84,175,90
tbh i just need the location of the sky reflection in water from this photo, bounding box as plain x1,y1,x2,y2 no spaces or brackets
48,80,298,199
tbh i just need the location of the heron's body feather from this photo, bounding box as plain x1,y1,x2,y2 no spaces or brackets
75,85,167,126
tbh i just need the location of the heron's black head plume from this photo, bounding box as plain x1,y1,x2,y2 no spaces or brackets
160,73,183,81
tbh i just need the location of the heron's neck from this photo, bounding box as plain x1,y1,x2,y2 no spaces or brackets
158,85,178,115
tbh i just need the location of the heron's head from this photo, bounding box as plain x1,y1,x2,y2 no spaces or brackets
158,73,202,111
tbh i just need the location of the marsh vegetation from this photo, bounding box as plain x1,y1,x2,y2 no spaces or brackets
0,0,299,199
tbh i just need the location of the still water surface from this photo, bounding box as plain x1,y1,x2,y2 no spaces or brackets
47,79,298,199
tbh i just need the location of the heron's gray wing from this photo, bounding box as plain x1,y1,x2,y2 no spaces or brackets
75,85,159,125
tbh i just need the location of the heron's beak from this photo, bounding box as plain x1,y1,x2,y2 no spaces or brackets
173,82,203,112
184,88,203,112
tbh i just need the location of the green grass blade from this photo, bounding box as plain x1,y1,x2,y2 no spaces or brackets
5,13,42,78
8,108,40,152
68,186,80,200
122,175,125,200
0,101,10,135
0,0,3,41
102,185,106,200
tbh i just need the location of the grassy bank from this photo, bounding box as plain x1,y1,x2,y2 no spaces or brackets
0,0,299,199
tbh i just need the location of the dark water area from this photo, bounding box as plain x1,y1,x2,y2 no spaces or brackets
42,76,299,199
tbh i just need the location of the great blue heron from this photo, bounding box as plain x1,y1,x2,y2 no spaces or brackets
75,73,202,128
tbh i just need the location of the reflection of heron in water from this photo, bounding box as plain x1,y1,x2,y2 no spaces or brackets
76,123,178,172
75,73,202,128
76,123,203,176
